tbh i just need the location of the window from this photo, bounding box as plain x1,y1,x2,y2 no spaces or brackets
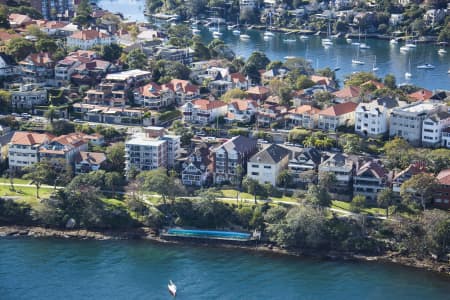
264,166,271,169
251,164,259,168
251,172,259,176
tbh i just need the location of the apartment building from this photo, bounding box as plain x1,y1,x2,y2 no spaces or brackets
421,111,450,147
11,84,47,111
389,101,446,145
67,30,115,50
8,131,54,169
247,144,290,186
353,160,389,203
39,133,88,164
181,99,228,124
287,105,320,129
318,102,358,131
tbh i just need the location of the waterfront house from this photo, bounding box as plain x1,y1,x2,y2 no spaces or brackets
181,143,212,187
39,133,88,164
287,105,320,129
256,103,288,127
261,67,290,82
318,153,354,193
247,86,270,101
8,131,54,170
247,144,291,186
332,86,361,103
67,30,115,50
225,99,258,124
163,79,199,104
310,75,337,89
408,89,433,102
392,162,427,193
434,169,450,210
353,160,389,203
74,151,107,174
211,135,257,184
287,147,322,185
135,82,175,110
181,99,227,124
318,102,358,131
421,111,450,147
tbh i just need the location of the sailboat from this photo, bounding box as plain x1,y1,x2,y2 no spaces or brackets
405,57,412,78
352,28,361,46
390,38,398,45
322,19,333,46
352,46,364,65
168,280,177,297
438,48,447,55
212,15,222,38
359,32,370,49
192,17,200,34
264,12,274,38
232,17,241,35
372,55,379,72
299,34,309,40
283,34,296,43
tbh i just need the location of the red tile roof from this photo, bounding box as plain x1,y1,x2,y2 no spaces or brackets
164,79,198,94
333,86,361,98
22,52,54,66
362,80,385,89
247,86,270,95
0,31,21,42
437,169,450,186
193,99,226,110
408,89,433,102
230,72,246,83
75,151,107,165
319,102,358,117
138,82,162,97
229,99,257,111
11,131,54,146
70,30,110,40
289,105,320,115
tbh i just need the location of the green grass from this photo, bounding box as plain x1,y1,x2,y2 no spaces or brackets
220,189,296,203
332,200,386,216
0,177,31,185
0,185,54,208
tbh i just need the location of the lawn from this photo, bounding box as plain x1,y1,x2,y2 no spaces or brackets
0,177,31,185
0,184,54,208
220,189,297,203
332,200,386,216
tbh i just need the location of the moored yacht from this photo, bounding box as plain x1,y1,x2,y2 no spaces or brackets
438,48,447,55
417,63,435,69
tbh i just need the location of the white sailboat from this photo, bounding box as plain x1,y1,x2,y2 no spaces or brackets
417,63,435,69
372,55,379,72
390,38,398,45
322,19,333,46
352,46,364,65
359,31,370,49
438,48,447,55
212,15,222,38
405,58,412,79
283,34,296,43
232,17,241,35
352,28,361,46
168,280,177,297
264,12,274,38
299,35,309,40
240,33,250,40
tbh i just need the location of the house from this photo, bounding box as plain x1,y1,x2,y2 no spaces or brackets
318,102,358,131
332,86,361,102
318,153,354,192
39,21,69,35
261,67,290,82
424,9,446,27
181,143,212,186
353,160,389,203
434,169,450,209
421,111,450,147
74,151,107,174
67,30,115,50
19,52,55,80
211,135,258,184
8,131,54,169
287,147,322,184
124,126,180,173
392,162,427,193
441,127,450,148
355,97,403,137
287,105,320,129
247,144,291,186
39,133,88,164
225,99,258,123
54,57,81,85
8,13,34,28
163,79,199,104
31,0,75,20
311,75,336,89
156,46,194,65
256,103,288,127
389,101,446,145
84,82,126,107
247,86,270,101
181,99,227,124
73,103,150,125
11,84,48,111
0,53,19,77
408,89,433,102
230,72,249,90
81,133,105,146
135,82,174,110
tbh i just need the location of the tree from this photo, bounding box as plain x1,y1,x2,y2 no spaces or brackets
428,149,450,173
421,210,450,257
268,79,291,105
106,142,125,173
345,72,378,86
6,37,35,61
104,172,123,197
36,38,57,53
0,5,9,29
23,162,48,199
126,49,148,69
400,173,438,211
318,172,336,193
221,88,247,102
304,184,331,207
295,75,315,90
73,0,92,27
384,74,396,89
242,176,260,204
101,44,122,62
277,170,292,194
283,57,313,75
0,90,11,113
377,188,395,218
243,51,270,83
44,106,57,124
383,137,412,169
350,195,366,213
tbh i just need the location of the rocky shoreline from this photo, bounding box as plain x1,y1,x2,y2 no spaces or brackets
1,225,449,277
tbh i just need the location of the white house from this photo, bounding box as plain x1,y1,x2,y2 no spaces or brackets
442,127,450,148
67,30,115,50
287,105,320,129
74,151,107,174
247,144,291,186
181,99,228,124
11,84,48,111
225,99,258,123
0,53,19,77
318,102,358,131
355,97,403,137
318,153,354,192
8,131,54,169
422,112,450,147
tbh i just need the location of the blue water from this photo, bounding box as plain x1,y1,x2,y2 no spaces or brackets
0,238,449,299
167,228,251,240
96,0,450,91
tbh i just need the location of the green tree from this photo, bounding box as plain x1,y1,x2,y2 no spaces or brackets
428,149,450,173
221,88,247,102
277,169,292,194
345,72,378,86
0,5,10,29
44,106,57,124
421,210,450,257
35,38,57,53
126,49,148,69
377,188,395,218
383,74,396,90
295,75,315,90
242,176,260,204
104,172,123,197
383,137,412,169
350,195,366,213
304,184,331,207
101,43,122,62
6,37,35,61
23,162,48,199
243,51,270,83
400,173,438,211
0,90,11,113
73,0,93,27
106,142,125,173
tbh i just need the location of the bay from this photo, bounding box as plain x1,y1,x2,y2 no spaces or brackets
0,238,449,299
95,0,450,91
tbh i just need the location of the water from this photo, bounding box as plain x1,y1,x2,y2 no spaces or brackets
95,0,450,90
166,228,251,240
0,238,449,299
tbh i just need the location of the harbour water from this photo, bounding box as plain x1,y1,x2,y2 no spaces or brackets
95,0,450,91
1,238,449,299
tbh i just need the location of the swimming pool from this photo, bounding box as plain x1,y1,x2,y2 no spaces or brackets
166,228,252,241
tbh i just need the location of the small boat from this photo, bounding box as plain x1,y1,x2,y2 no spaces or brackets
390,38,398,45
448,69,450,74
400,46,409,52
351,42,360,46
299,35,309,40
352,59,364,65
359,43,370,49
240,34,250,40
417,63,435,69
284,56,296,60
264,31,274,37
405,58,412,78
168,280,177,297
213,31,222,38
233,29,241,35
346,38,352,43
372,64,379,72
227,25,234,30
283,38,296,43
405,72,412,78
405,42,416,48
438,48,447,55
322,39,333,46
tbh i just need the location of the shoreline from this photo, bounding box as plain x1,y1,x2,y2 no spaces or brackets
1,225,449,277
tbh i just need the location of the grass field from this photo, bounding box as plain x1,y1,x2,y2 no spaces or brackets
332,200,386,216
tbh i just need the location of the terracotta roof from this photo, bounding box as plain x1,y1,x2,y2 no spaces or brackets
247,86,270,95
319,102,358,117
289,105,320,115
362,80,385,89
22,52,54,67
164,79,198,94
75,151,107,165
41,21,68,29
138,82,162,97
356,160,387,179
230,72,246,83
394,161,427,181
11,131,53,146
193,99,226,110
311,75,333,86
333,86,361,98
70,30,110,40
408,89,433,102
437,169,450,186
8,14,33,26
0,31,21,42
229,99,257,111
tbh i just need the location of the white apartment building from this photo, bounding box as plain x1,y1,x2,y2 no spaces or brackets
67,30,115,50
247,144,291,186
8,131,53,169
390,101,446,145
421,112,450,147
181,99,228,124
355,97,403,137
124,127,180,173
442,127,450,148
11,84,47,110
